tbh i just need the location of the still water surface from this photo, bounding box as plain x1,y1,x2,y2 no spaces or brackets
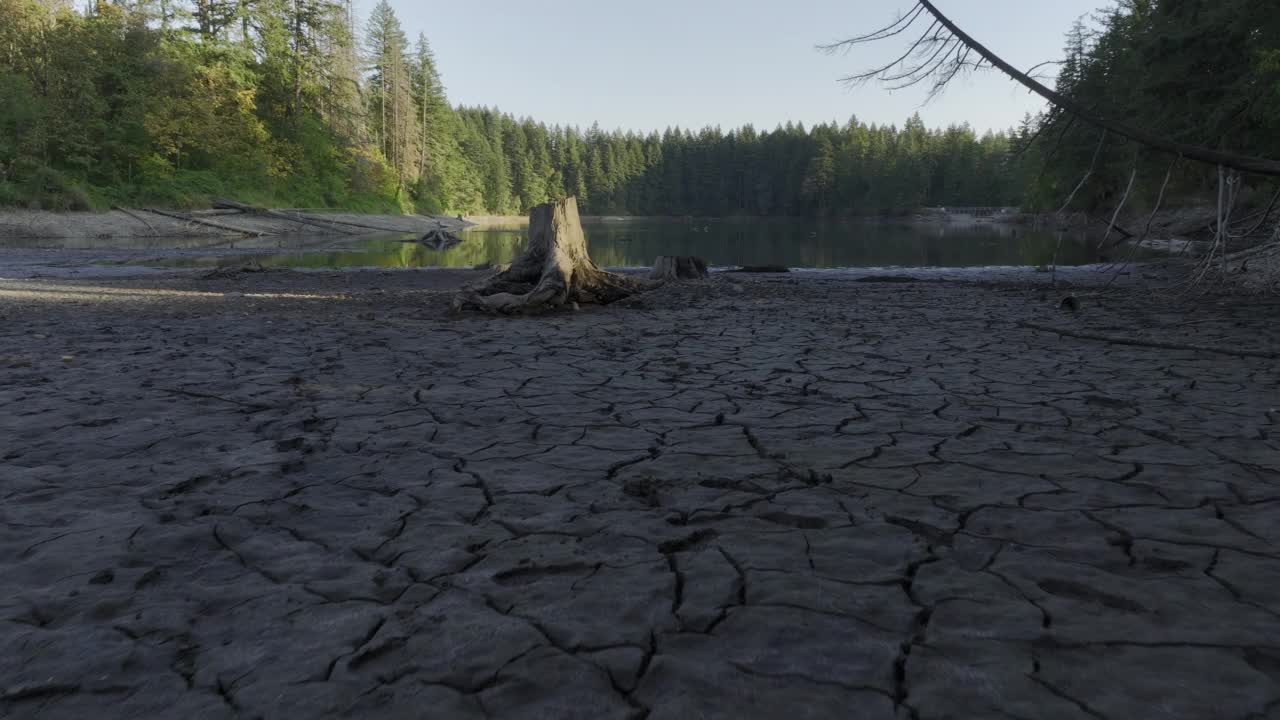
96,218,1122,270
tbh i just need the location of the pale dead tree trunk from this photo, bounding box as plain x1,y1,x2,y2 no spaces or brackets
418,58,428,184
394,50,404,186
452,197,649,313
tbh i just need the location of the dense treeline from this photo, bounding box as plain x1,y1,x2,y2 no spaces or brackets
1020,0,1280,212
10,0,1269,217
0,0,1022,215
0,0,416,211
454,110,1020,216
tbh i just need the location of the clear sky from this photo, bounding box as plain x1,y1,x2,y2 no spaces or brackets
376,0,1109,134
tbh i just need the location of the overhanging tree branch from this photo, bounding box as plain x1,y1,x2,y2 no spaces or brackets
833,0,1280,177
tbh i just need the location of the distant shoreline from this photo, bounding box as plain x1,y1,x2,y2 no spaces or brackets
0,206,1221,249
464,214,998,227
0,208,468,241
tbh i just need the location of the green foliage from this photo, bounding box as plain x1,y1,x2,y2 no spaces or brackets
0,0,408,212
0,0,1026,217
452,108,1019,217
0,72,43,178
1026,0,1280,211
6,163,97,210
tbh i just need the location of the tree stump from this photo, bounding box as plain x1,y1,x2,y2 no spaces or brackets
451,197,648,313
651,255,708,281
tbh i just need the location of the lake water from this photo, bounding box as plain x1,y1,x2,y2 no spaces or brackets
22,218,1126,270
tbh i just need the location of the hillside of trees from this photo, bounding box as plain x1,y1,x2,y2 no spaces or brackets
0,0,1022,216
3,0,1274,218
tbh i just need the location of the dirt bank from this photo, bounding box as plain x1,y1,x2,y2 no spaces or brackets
2,267,1278,719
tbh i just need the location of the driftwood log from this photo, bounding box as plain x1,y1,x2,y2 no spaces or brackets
141,208,264,236
112,206,158,236
452,197,648,313
274,212,423,234
651,255,708,281
211,198,351,234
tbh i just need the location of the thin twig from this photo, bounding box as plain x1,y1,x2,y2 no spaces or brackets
1098,163,1138,250
1180,167,1241,294
1228,186,1280,239
1051,131,1108,289
819,3,925,50
1018,322,1277,360
1101,155,1179,290
1057,131,1108,216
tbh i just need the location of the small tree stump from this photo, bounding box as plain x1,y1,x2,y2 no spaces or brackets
451,197,648,313
651,255,708,281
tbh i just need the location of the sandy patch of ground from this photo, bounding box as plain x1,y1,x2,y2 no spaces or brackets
2,268,1278,719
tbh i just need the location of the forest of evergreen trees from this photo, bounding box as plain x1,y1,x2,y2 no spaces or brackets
0,0,1023,216
1013,1,1280,213
0,0,1275,217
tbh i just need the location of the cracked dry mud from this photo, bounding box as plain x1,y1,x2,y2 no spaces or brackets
2,270,1279,720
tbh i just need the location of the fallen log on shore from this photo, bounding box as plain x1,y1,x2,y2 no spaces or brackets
140,208,266,236
210,198,354,234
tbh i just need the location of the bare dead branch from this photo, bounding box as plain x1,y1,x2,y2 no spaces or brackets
927,46,974,100
1099,163,1138,250
838,21,942,86
1057,130,1108,216
1050,130,1108,289
878,36,955,83
1145,157,1179,245
1039,112,1077,165
819,3,925,52
1181,167,1241,292
1100,155,1180,291
1024,59,1066,76
1229,186,1280,239
886,43,960,91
